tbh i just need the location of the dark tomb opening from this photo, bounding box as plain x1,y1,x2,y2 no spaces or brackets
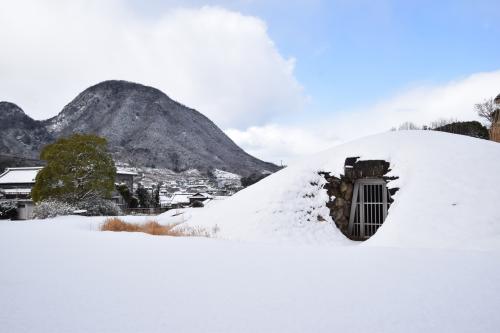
320,158,398,241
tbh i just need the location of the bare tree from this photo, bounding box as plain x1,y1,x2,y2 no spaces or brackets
429,118,457,130
398,121,420,130
474,98,497,126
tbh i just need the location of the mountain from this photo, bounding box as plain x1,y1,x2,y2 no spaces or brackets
0,80,278,176
0,102,52,170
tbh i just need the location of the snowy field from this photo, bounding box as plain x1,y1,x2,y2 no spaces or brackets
1,216,499,333
1,131,500,332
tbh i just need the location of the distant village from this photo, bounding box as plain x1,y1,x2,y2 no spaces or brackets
0,164,245,220
118,166,245,209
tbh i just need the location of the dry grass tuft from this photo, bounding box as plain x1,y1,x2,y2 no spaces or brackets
101,217,212,237
101,217,141,232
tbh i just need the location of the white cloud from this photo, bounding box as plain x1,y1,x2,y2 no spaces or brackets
229,70,500,162
0,0,305,127
226,125,340,165
330,70,500,141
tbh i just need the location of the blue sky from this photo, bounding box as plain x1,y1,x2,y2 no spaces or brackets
2,0,500,162
127,0,500,121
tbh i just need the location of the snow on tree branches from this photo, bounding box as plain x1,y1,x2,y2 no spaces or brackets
32,134,116,204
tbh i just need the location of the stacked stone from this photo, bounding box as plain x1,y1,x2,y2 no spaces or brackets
320,172,353,236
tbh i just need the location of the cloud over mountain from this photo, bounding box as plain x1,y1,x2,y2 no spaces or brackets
0,0,305,128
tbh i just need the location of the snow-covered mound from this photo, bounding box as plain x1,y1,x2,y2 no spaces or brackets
164,131,500,249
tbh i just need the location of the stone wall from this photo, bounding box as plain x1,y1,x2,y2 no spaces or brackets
490,123,500,143
491,109,500,143
319,157,398,240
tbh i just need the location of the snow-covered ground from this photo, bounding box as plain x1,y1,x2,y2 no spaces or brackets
1,131,500,332
1,216,499,332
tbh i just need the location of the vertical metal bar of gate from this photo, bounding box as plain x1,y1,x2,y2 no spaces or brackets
382,183,388,221
368,184,371,236
347,179,390,240
359,182,365,239
348,182,359,236
377,184,381,227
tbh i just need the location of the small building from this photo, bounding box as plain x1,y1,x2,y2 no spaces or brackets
116,169,137,192
169,193,193,208
112,169,138,208
189,192,213,205
159,194,171,208
0,167,43,220
163,192,213,208
0,167,42,199
16,200,35,220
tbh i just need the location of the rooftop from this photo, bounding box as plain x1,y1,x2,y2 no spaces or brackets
116,169,139,176
170,193,194,204
0,167,137,185
0,167,43,185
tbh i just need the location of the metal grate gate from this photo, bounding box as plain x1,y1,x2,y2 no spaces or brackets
348,179,390,240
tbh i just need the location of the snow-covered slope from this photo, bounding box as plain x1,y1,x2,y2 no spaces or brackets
166,131,500,249
2,132,500,333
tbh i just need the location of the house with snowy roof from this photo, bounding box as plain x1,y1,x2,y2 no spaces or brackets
168,193,193,208
0,167,43,200
161,192,213,208
112,169,138,208
188,192,213,205
0,166,138,218
0,167,43,220
0,167,137,201
115,169,137,191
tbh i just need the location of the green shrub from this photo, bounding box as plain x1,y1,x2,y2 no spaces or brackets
433,121,489,139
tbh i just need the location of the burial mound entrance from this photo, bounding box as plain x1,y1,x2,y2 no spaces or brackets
320,157,398,241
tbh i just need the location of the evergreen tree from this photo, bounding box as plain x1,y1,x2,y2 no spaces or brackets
433,121,489,139
153,183,161,208
32,134,116,203
135,185,152,208
116,184,139,208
